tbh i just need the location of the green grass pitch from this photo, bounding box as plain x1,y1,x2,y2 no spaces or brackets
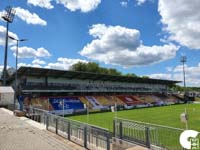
67,104,200,149
68,104,200,131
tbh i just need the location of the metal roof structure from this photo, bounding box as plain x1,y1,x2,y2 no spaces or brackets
9,67,180,85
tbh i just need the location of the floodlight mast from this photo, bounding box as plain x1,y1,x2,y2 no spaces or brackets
2,6,16,86
9,36,27,109
181,56,187,95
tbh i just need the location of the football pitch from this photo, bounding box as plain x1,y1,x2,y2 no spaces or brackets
68,104,200,131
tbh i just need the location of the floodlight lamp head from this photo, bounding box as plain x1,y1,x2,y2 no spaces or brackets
20,39,28,42
2,6,15,23
8,35,16,40
180,56,187,63
8,36,28,42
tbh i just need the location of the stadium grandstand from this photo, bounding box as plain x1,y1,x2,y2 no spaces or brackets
8,67,183,115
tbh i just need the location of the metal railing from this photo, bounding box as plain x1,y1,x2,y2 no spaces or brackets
29,108,192,150
29,107,48,124
31,107,111,150
114,118,184,150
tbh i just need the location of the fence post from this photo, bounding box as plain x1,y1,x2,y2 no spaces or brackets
84,126,87,149
68,121,71,140
36,114,39,122
145,127,151,148
41,114,44,124
113,120,116,137
107,132,110,150
44,113,47,125
46,115,49,130
39,114,41,123
55,118,58,134
119,121,123,139
44,113,47,124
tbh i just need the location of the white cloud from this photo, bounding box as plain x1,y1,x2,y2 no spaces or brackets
173,65,186,73
32,59,46,65
46,57,88,70
56,0,101,12
0,65,3,77
0,65,13,77
15,7,47,26
0,66,15,77
0,26,18,46
136,0,147,5
0,11,4,21
136,0,154,6
148,63,200,87
120,1,128,7
80,24,179,68
174,65,200,87
148,73,172,80
166,66,173,72
18,62,42,68
158,0,200,50
18,59,46,68
37,47,51,57
27,0,54,9
10,46,51,58
17,57,87,70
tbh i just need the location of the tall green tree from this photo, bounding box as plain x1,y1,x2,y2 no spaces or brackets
107,68,121,76
125,73,137,77
70,62,134,77
69,62,87,72
86,62,100,73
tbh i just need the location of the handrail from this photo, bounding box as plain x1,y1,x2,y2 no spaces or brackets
32,107,109,132
115,117,184,131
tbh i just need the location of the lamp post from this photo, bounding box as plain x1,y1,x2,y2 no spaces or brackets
180,56,187,95
9,36,27,109
2,6,16,86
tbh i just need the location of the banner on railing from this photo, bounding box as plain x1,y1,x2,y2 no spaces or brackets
49,97,84,115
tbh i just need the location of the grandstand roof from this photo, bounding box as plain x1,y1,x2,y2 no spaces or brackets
11,67,180,85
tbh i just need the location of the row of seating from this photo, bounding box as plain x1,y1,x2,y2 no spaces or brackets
29,94,181,112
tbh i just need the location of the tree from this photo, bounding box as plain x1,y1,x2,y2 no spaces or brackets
142,76,149,79
170,84,184,92
86,62,100,73
69,62,87,72
107,68,121,76
69,61,134,77
99,67,108,74
125,73,138,77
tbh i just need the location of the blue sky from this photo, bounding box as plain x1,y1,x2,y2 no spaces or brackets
0,0,199,86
